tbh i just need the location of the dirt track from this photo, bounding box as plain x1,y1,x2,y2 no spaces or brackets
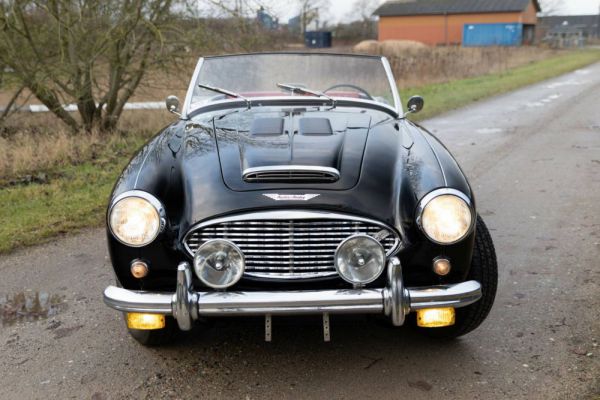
1,63,599,399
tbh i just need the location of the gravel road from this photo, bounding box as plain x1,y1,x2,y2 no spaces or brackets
1,63,599,400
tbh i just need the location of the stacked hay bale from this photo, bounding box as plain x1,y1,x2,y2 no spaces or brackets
353,40,427,55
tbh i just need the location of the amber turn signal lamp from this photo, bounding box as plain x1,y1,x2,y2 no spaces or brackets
130,260,149,279
126,313,165,330
433,257,451,276
417,307,455,328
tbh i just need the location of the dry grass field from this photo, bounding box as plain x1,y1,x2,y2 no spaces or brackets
0,111,174,182
354,40,559,86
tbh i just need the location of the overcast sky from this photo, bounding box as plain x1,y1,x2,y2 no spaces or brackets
275,0,600,24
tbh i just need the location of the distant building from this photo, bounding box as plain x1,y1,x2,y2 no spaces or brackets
288,15,302,34
373,0,541,46
543,23,586,48
257,7,278,30
538,15,600,41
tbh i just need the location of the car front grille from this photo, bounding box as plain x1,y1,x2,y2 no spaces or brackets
183,212,400,279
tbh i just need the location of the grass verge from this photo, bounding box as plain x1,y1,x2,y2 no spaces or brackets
1,49,600,254
403,49,600,121
0,135,151,253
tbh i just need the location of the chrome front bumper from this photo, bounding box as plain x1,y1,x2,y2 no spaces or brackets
103,258,482,331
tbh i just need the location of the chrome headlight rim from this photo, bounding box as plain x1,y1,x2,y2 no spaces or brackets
193,239,246,289
334,234,386,285
415,188,475,245
108,190,166,248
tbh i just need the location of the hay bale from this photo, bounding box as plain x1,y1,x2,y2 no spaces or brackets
379,40,428,57
353,40,381,55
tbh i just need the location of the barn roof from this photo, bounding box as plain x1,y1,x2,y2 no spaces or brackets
374,0,541,17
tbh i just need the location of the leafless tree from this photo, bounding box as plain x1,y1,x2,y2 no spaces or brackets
347,0,380,38
351,0,381,21
0,0,196,132
205,0,279,19
0,83,28,125
538,0,564,16
296,0,330,34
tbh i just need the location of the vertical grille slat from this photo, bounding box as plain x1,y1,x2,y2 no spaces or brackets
184,215,399,280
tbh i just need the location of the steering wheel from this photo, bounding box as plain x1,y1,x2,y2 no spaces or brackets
323,84,374,100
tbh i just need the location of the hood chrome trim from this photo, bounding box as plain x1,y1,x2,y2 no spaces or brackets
242,165,340,183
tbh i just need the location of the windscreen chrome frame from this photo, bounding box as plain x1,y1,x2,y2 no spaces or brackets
181,57,204,119
381,56,402,115
181,54,402,119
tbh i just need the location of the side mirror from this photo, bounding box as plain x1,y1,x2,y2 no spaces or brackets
166,95,181,116
406,95,424,115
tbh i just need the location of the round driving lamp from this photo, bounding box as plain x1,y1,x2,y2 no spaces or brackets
193,240,245,289
417,190,473,245
335,235,386,286
108,191,164,247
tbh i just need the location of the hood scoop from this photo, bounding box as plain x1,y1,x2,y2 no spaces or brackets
243,117,339,183
243,165,340,183
214,111,371,191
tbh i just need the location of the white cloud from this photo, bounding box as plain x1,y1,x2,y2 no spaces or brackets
549,0,600,15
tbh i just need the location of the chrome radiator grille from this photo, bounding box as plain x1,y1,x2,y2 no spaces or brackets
184,213,399,279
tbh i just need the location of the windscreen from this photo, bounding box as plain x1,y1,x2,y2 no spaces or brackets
190,53,396,110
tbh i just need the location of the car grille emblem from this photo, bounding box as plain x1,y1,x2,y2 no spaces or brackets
262,193,320,201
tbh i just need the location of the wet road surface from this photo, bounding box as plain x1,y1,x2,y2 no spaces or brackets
1,63,599,399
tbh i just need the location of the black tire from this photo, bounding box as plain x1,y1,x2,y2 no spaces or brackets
416,215,498,339
126,316,177,346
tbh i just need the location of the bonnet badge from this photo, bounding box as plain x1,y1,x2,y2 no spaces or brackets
263,194,320,201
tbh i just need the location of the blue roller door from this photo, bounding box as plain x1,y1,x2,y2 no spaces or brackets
463,23,523,46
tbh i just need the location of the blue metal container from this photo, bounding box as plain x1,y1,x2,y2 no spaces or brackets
463,23,523,46
304,31,332,48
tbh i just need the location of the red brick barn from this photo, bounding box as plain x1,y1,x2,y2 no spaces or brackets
374,0,541,46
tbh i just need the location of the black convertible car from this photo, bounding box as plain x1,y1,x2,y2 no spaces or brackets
103,53,497,345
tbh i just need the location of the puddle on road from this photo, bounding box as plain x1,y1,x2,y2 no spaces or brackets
0,291,67,326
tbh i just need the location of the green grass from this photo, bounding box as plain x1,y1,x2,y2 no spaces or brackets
1,49,600,254
0,135,150,253
403,49,600,121
0,163,116,252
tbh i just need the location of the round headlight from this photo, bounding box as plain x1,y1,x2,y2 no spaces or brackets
193,240,245,289
418,190,473,244
108,192,163,247
335,235,386,286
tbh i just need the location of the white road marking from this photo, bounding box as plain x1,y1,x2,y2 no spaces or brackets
526,93,562,107
476,128,504,134
545,79,587,89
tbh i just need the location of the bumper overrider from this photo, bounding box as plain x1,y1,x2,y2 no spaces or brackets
103,258,482,332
